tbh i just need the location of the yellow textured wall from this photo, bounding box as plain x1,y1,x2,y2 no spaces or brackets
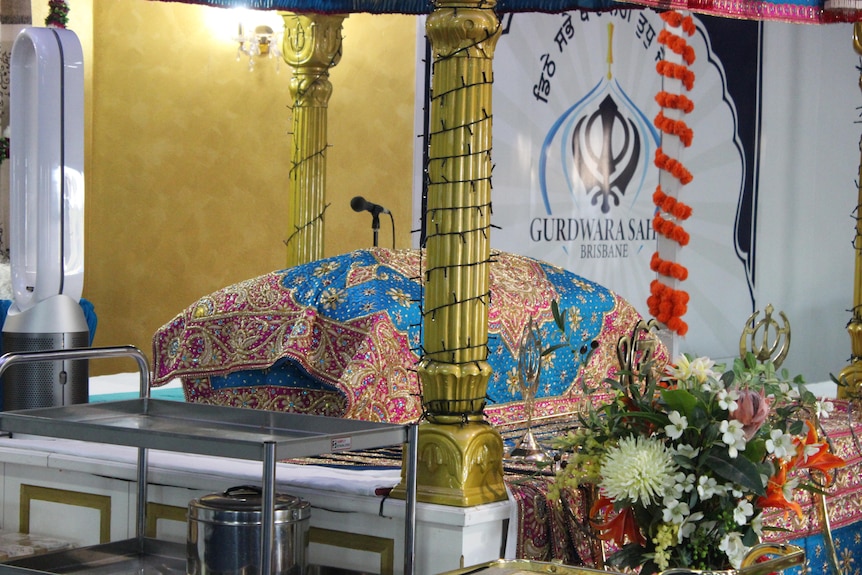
63,1,417,374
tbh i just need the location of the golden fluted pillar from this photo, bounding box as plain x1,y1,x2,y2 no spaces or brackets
281,13,346,267
394,0,507,507
839,22,862,400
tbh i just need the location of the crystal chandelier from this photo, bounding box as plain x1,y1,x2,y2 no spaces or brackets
233,13,283,72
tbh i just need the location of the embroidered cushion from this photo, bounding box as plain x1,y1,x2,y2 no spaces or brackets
152,248,664,425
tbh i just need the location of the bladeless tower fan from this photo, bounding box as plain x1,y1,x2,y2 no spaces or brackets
3,27,88,410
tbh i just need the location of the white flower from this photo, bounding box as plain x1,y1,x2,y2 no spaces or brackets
665,471,696,499
719,532,748,569
750,513,764,538
662,498,690,524
668,355,718,386
815,399,834,419
665,410,688,440
719,419,747,458
697,475,720,500
600,436,678,505
733,499,754,525
765,428,796,460
672,443,700,461
718,388,739,412
782,475,800,502
677,511,704,543
689,356,718,383
804,442,821,459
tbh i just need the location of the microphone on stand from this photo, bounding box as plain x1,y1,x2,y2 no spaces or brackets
350,196,394,248
351,196,390,215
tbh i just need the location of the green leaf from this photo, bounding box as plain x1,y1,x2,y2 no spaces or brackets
788,419,806,436
614,410,669,427
661,388,698,417
743,437,767,462
704,447,766,496
742,525,760,547
551,300,565,332
607,543,648,571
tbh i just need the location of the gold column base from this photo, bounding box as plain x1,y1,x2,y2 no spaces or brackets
391,420,507,507
837,364,862,399
838,317,862,399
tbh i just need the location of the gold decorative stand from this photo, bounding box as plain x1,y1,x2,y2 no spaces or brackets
509,318,551,463
392,0,507,507
281,13,346,267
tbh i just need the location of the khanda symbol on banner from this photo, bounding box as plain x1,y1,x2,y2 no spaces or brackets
571,94,641,214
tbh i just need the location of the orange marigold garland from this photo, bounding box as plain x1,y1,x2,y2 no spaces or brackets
660,10,696,35
655,61,695,91
649,10,696,338
653,213,690,246
654,111,693,146
655,92,694,114
653,187,693,220
654,149,693,185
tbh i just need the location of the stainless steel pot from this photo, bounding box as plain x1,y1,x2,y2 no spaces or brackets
187,485,311,575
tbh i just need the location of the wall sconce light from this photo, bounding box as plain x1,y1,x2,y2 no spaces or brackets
234,15,283,72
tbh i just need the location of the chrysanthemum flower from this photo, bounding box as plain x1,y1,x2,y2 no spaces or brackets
600,436,677,505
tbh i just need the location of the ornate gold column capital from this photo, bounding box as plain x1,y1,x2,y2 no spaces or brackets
281,12,346,108
425,0,501,59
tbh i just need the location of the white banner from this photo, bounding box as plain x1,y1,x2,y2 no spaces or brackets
413,14,860,382
489,10,756,361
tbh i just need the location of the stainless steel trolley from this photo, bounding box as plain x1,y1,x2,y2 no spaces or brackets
0,346,418,575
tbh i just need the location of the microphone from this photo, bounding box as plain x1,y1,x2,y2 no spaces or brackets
350,196,390,215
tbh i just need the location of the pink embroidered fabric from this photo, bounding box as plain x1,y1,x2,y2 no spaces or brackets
152,248,665,425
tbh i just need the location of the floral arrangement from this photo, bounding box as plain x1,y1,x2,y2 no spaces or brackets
551,352,846,574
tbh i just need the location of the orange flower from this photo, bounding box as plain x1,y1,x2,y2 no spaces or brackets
660,10,696,36
757,460,803,519
654,111,694,146
657,29,696,66
651,252,689,281
793,422,846,484
655,92,695,114
647,280,689,336
653,187,693,220
653,214,691,247
656,60,696,91
590,495,646,547
654,148,693,185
